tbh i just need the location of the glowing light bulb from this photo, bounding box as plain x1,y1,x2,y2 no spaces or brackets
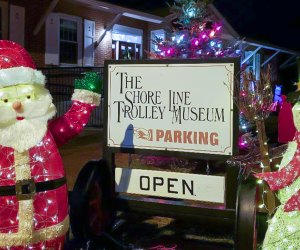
187,8,196,18
193,39,199,46
287,225,296,232
210,41,216,47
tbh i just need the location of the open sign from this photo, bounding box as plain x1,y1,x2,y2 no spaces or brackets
115,168,225,203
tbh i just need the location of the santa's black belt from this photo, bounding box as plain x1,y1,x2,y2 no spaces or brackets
0,177,66,200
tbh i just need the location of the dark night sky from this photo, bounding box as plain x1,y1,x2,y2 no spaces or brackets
104,0,300,51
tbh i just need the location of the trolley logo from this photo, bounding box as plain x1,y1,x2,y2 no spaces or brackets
133,127,152,141
115,168,225,203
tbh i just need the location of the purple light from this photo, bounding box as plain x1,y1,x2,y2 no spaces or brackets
238,136,248,149
192,38,200,46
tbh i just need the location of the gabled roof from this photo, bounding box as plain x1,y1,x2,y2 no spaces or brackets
63,0,164,24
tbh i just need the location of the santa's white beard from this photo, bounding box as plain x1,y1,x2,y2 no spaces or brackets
0,94,56,152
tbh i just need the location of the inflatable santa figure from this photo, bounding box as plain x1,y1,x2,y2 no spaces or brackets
0,40,101,249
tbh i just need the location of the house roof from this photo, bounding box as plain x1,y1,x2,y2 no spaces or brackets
64,0,164,24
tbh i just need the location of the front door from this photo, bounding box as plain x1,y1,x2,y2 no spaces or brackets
113,41,141,60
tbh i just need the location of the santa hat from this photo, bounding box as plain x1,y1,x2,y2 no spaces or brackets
0,40,45,88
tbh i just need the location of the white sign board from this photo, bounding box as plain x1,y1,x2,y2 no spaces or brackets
115,168,225,203
107,62,235,155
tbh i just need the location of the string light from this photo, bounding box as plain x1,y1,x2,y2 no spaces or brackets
257,179,263,184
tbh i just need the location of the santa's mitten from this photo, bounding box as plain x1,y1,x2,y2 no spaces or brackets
72,72,102,106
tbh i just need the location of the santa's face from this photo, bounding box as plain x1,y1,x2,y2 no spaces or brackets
0,84,56,152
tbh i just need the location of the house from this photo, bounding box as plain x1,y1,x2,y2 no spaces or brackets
0,0,167,66
0,1,298,79
0,0,299,126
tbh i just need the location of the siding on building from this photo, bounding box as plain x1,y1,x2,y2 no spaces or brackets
0,0,163,67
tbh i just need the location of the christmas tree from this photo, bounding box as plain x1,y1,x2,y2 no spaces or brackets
149,0,239,59
148,1,277,215
150,0,255,150
254,102,300,249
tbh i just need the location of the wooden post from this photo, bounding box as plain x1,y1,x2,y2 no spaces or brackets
256,120,276,214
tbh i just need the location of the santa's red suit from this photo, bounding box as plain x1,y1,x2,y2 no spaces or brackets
0,40,101,249
0,102,95,249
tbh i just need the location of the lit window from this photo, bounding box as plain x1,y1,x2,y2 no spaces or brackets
150,29,165,52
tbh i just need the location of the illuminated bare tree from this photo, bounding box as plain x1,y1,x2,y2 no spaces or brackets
236,65,276,214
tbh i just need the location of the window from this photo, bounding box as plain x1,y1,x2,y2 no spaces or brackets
46,13,83,66
0,8,2,39
9,5,25,46
244,51,261,79
59,19,78,64
0,1,8,40
150,29,165,53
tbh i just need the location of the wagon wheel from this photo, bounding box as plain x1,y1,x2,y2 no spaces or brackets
235,179,257,250
70,159,115,239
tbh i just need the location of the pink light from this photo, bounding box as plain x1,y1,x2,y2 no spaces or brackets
238,137,248,149
213,23,222,32
202,34,207,39
166,48,174,56
209,30,215,37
